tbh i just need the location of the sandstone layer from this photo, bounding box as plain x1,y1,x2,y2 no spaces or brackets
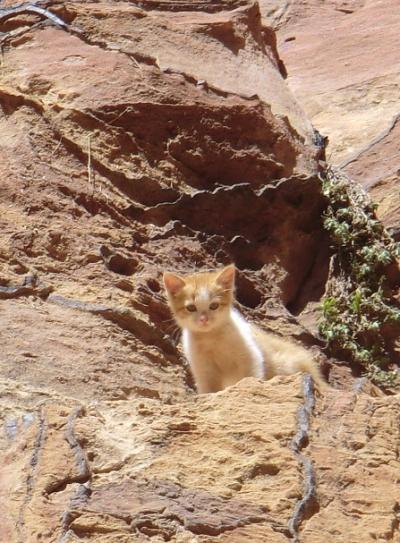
268,0,400,289
276,0,400,168
2,373,400,543
0,1,399,542
0,1,328,333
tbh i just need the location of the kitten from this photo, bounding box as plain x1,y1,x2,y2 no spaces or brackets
163,264,325,393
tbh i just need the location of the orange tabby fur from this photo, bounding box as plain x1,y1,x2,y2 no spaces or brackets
163,264,324,393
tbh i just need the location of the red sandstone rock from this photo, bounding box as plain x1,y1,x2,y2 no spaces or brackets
274,0,400,166
0,1,399,542
266,0,400,325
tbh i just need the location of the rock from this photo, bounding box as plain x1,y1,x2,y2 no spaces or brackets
2,375,400,542
56,0,316,145
370,177,400,241
266,0,400,324
0,299,187,404
342,114,400,237
304,386,400,542
340,113,400,187
1,0,399,541
275,0,400,165
0,0,328,330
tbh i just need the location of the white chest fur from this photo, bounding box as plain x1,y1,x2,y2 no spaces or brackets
182,309,264,392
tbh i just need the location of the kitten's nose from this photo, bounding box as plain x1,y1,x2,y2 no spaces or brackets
199,313,208,325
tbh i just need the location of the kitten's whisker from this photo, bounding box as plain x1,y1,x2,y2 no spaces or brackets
171,326,181,345
164,322,178,334
162,316,176,324
164,320,181,343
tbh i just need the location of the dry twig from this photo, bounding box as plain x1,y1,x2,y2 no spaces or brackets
87,134,95,196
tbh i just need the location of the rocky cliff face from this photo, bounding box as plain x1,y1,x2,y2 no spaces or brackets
276,0,400,240
0,1,399,542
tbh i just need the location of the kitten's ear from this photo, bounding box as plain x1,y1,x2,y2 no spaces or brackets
216,264,235,290
163,272,186,296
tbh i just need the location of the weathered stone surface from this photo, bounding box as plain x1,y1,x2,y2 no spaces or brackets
370,177,400,244
0,299,187,404
341,114,400,188
0,2,325,313
305,387,400,542
1,1,399,542
265,0,400,310
342,114,400,239
2,375,400,542
259,0,366,29
1,377,301,542
275,0,400,165
54,0,316,145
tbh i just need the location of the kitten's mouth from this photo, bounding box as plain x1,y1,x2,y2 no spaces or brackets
196,320,211,330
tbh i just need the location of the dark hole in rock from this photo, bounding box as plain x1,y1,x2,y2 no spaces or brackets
147,278,161,293
106,254,138,275
99,245,138,276
114,279,133,292
235,274,262,309
232,251,264,271
285,243,331,316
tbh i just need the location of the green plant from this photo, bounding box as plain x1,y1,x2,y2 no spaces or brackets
319,167,400,386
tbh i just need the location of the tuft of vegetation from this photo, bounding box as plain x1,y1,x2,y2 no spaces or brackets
319,167,400,386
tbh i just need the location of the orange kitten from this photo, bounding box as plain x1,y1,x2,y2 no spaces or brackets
163,264,324,393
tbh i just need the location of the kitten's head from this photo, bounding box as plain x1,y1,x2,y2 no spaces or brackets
163,265,235,333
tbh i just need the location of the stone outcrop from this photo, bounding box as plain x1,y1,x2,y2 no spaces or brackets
266,0,400,324
342,114,400,243
1,1,399,542
0,0,328,335
2,374,400,542
275,0,400,168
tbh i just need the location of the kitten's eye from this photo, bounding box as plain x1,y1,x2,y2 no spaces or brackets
186,304,197,312
209,302,219,310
